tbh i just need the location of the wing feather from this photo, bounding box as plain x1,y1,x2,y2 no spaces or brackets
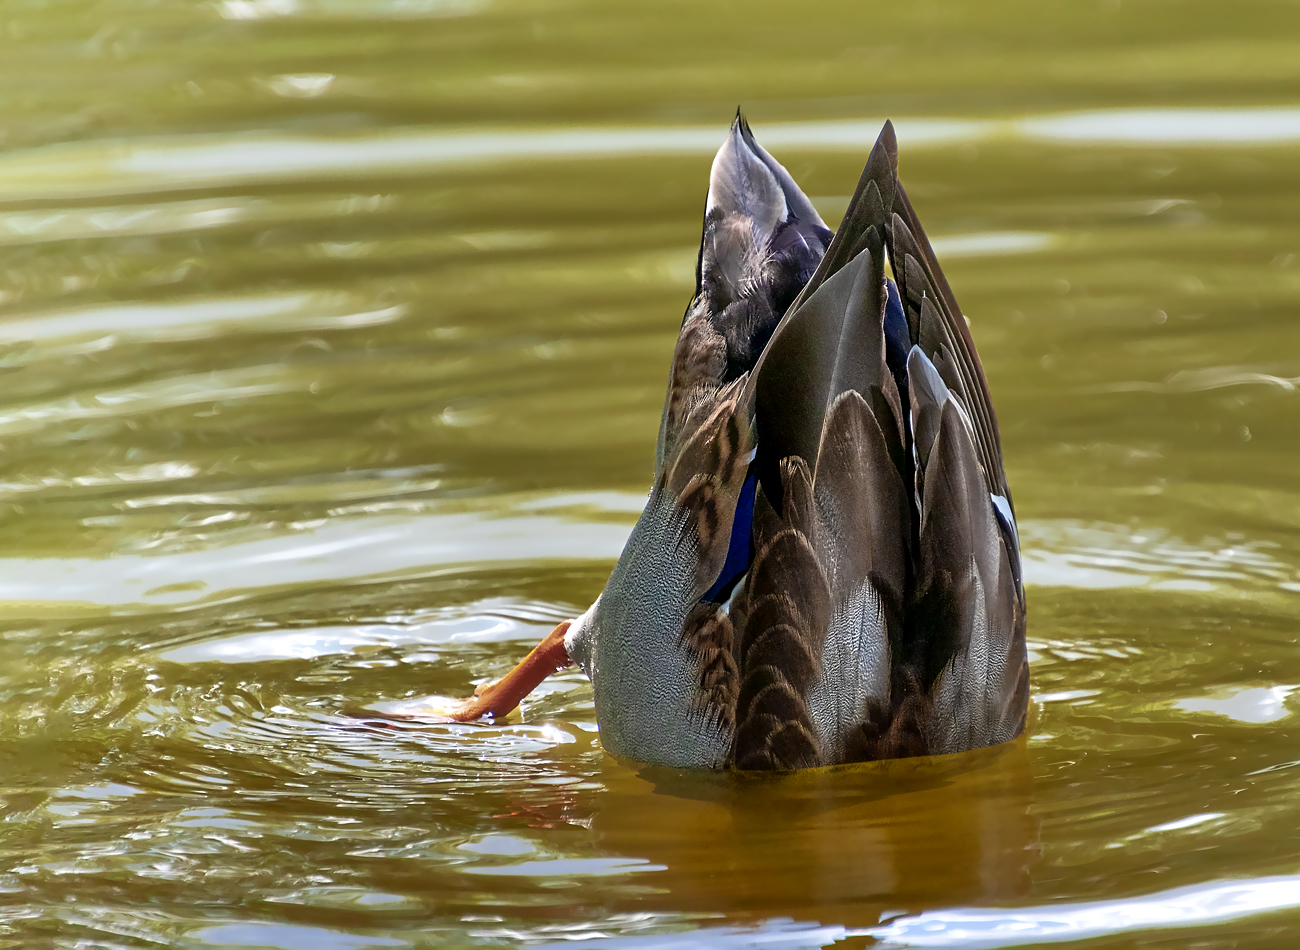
912,395,1027,753
731,458,829,770
888,207,1010,503
732,120,1027,765
596,117,1027,770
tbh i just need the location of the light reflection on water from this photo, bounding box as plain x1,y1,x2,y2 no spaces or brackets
4,0,1300,946
6,108,1300,203
869,873,1300,948
0,293,404,345
1,506,1298,613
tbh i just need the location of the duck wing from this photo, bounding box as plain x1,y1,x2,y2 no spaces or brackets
730,122,1027,768
883,139,1028,755
730,129,906,769
561,115,832,767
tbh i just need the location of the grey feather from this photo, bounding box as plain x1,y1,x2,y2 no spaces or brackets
567,117,1026,771
734,114,827,232
912,397,1027,754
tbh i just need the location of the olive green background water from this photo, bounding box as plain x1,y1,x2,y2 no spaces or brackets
4,1,1300,947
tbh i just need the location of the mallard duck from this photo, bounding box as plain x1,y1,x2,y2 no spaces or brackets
429,116,1028,770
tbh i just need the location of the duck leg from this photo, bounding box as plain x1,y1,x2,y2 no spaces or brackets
422,620,573,722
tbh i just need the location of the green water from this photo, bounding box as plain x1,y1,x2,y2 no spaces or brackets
4,1,1300,946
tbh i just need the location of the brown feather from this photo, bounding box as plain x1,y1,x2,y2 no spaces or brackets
912,399,1025,752
812,390,910,608
679,602,739,730
730,460,831,770
888,208,1010,502
664,377,755,589
663,315,726,449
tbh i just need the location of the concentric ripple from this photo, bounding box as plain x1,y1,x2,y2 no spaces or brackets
5,0,1300,946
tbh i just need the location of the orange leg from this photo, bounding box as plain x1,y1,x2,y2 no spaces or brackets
433,620,573,721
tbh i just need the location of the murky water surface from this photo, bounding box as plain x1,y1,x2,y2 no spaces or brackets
4,1,1300,947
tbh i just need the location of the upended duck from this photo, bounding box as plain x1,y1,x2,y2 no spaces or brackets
422,116,1028,770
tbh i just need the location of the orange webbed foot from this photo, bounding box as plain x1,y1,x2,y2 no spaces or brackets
352,620,573,724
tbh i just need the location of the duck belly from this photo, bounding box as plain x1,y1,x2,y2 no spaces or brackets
566,491,732,769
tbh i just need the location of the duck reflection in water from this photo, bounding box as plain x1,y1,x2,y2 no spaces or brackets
593,740,1039,928
473,740,1038,933
403,116,1028,771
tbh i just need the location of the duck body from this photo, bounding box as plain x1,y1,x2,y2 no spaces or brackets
563,117,1028,770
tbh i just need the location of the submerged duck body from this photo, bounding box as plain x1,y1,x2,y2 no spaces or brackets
424,117,1028,771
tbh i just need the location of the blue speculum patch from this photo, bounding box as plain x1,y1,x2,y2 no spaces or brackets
883,278,911,396
703,469,757,603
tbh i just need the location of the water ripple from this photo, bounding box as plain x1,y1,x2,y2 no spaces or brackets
869,873,1300,947
0,292,403,348
6,107,1300,202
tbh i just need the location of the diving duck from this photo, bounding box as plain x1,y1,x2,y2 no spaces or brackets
430,116,1028,770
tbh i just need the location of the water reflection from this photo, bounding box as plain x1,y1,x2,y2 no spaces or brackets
6,0,1300,943
0,195,394,245
217,0,488,21
583,742,1038,931
1020,107,1300,145
1177,685,1298,724
870,872,1300,947
4,486,1300,613
6,107,1300,203
0,292,402,345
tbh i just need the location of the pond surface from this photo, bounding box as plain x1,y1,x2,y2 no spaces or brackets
4,1,1300,947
